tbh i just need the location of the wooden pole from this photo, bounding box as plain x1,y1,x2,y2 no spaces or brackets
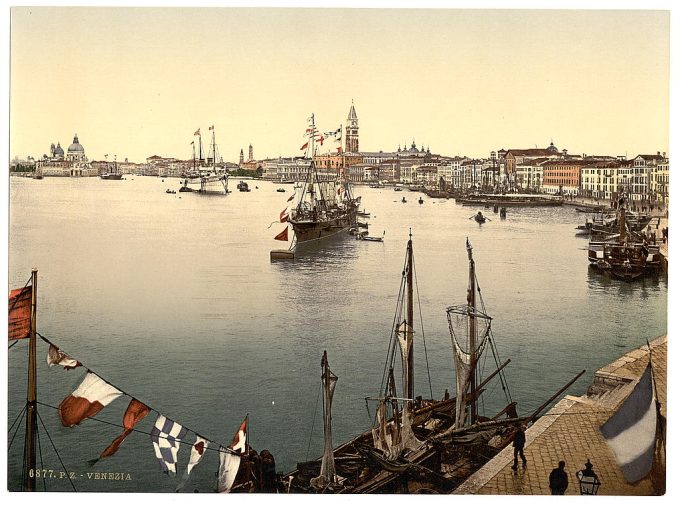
406,231,414,406
24,269,37,491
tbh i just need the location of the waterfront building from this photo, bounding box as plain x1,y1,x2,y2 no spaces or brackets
580,161,624,200
504,142,566,177
541,159,585,196
36,134,97,177
515,158,547,192
145,155,191,177
313,152,363,176
345,101,359,153
650,158,669,205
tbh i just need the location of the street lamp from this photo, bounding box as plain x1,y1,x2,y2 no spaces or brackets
576,459,601,495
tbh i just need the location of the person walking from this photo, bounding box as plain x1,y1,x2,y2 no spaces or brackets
549,461,569,495
511,424,527,471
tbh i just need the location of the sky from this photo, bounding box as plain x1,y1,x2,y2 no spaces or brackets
8,7,671,163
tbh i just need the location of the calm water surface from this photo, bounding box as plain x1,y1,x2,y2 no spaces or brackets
7,176,667,491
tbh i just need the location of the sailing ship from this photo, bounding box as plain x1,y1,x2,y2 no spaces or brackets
281,235,584,493
587,197,662,279
100,157,123,180
180,127,229,194
286,114,359,245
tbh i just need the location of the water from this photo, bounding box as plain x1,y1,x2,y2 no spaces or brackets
7,176,667,492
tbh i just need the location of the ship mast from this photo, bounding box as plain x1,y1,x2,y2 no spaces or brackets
466,239,478,424
24,269,38,491
211,127,216,172
406,230,414,406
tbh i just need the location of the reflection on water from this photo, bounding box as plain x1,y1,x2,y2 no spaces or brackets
7,177,667,492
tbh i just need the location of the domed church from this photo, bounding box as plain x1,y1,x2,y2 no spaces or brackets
37,133,96,177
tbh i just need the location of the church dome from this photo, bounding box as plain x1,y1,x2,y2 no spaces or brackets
54,142,64,156
68,134,84,153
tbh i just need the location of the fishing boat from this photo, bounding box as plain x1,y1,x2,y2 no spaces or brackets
281,235,584,494
237,181,251,192
286,114,359,245
179,127,229,194
360,231,385,242
276,188,286,193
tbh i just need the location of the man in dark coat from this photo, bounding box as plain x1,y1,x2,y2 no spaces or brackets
549,460,569,495
511,423,527,470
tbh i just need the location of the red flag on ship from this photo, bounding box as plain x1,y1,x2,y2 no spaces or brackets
279,208,289,222
47,344,82,370
316,135,324,146
98,399,150,460
194,128,200,136
287,194,295,202
230,416,248,453
8,286,32,340
274,227,288,242
300,142,309,151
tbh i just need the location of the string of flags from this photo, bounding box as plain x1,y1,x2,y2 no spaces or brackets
30,332,247,491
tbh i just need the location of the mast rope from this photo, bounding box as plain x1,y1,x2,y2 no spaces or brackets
8,340,20,350
36,408,77,492
305,381,322,461
412,254,433,399
36,417,47,491
7,402,27,452
35,333,238,455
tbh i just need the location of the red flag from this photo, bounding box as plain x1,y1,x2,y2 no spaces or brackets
300,142,308,151
230,417,248,453
59,372,123,427
287,194,295,202
8,286,32,340
194,128,200,136
98,399,150,459
274,227,288,242
279,208,289,222
316,135,324,146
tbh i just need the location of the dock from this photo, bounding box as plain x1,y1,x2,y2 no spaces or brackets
454,335,667,495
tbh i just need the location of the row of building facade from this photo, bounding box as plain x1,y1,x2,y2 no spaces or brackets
13,102,670,204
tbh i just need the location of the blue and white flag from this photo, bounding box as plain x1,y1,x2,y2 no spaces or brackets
151,415,188,475
600,364,658,483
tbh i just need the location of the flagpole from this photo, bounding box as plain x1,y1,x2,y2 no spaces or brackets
24,269,38,491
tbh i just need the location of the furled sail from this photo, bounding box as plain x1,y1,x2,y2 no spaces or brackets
393,321,422,455
311,351,339,489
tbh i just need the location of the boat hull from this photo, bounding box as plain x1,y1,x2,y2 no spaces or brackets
290,212,357,244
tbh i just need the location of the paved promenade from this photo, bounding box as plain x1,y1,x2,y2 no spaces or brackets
454,335,667,495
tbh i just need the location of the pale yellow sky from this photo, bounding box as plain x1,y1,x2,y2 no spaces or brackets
9,8,670,162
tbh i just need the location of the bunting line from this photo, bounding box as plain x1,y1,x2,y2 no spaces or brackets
35,332,239,456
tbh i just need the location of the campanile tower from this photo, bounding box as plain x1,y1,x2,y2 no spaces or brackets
345,100,359,153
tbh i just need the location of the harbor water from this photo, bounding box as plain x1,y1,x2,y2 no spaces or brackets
7,176,667,492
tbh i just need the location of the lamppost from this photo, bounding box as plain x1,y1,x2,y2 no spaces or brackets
575,459,601,495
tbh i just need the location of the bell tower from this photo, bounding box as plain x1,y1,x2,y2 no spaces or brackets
345,100,359,153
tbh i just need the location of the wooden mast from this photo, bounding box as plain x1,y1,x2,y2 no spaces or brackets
406,230,414,407
466,239,478,424
24,269,37,491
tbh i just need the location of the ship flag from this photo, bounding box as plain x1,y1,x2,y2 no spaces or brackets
217,416,248,492
280,208,289,222
600,363,658,483
194,128,200,136
8,286,32,340
95,399,150,462
316,135,325,146
274,227,288,242
287,194,295,202
47,344,82,370
58,372,123,427
300,142,309,151
176,435,210,491
151,414,188,475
